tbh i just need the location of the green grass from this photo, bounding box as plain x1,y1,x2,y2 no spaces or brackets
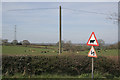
2,45,118,56
2,45,58,56
3,72,120,79
79,49,118,56
96,49,118,56
0,45,2,55
2,45,119,79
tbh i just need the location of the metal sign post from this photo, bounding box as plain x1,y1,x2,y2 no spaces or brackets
87,32,99,79
92,57,94,79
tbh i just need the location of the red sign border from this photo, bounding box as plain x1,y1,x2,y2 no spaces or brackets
87,32,99,46
88,46,97,58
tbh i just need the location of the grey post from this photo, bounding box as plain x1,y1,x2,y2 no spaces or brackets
92,57,94,79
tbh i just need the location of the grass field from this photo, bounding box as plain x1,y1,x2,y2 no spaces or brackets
2,45,118,56
3,72,120,79
2,45,119,79
2,45,58,56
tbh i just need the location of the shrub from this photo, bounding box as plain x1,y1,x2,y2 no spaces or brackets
2,55,120,77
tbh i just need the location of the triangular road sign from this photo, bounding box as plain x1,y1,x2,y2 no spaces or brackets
88,46,97,58
87,32,99,46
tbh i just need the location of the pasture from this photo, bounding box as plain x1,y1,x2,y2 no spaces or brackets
2,45,118,57
2,45,119,79
2,45,58,56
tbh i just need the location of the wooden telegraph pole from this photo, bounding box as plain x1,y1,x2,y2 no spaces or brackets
59,6,62,54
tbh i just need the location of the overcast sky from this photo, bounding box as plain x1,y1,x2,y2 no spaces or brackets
2,2,118,44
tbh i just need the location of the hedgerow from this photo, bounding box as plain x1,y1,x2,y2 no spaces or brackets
2,55,120,77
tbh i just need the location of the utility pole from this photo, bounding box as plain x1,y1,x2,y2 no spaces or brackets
59,6,62,54
15,25,16,40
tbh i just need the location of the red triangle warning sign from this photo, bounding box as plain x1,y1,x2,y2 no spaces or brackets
88,46,97,58
87,32,99,46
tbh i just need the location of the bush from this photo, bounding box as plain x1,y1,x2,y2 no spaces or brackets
2,55,120,77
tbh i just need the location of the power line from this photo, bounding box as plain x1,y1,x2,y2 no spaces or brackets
8,8,58,11
8,7,109,15
63,8,109,15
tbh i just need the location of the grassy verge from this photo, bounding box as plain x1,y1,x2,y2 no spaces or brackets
2,72,120,79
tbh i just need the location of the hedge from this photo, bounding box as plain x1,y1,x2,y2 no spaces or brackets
2,55,120,77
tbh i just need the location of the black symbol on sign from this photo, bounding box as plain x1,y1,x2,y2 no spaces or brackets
90,40,95,43
91,51,95,56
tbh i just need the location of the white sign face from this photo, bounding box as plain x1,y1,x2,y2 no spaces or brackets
88,35,97,45
87,32,99,46
88,46,97,58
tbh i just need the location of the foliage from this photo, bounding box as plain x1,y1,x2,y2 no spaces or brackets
2,55,120,78
56,40,65,47
11,40,18,45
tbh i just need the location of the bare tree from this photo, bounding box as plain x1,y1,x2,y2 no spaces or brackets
107,12,118,24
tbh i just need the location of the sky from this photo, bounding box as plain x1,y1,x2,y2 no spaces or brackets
1,0,119,2
2,2,118,44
